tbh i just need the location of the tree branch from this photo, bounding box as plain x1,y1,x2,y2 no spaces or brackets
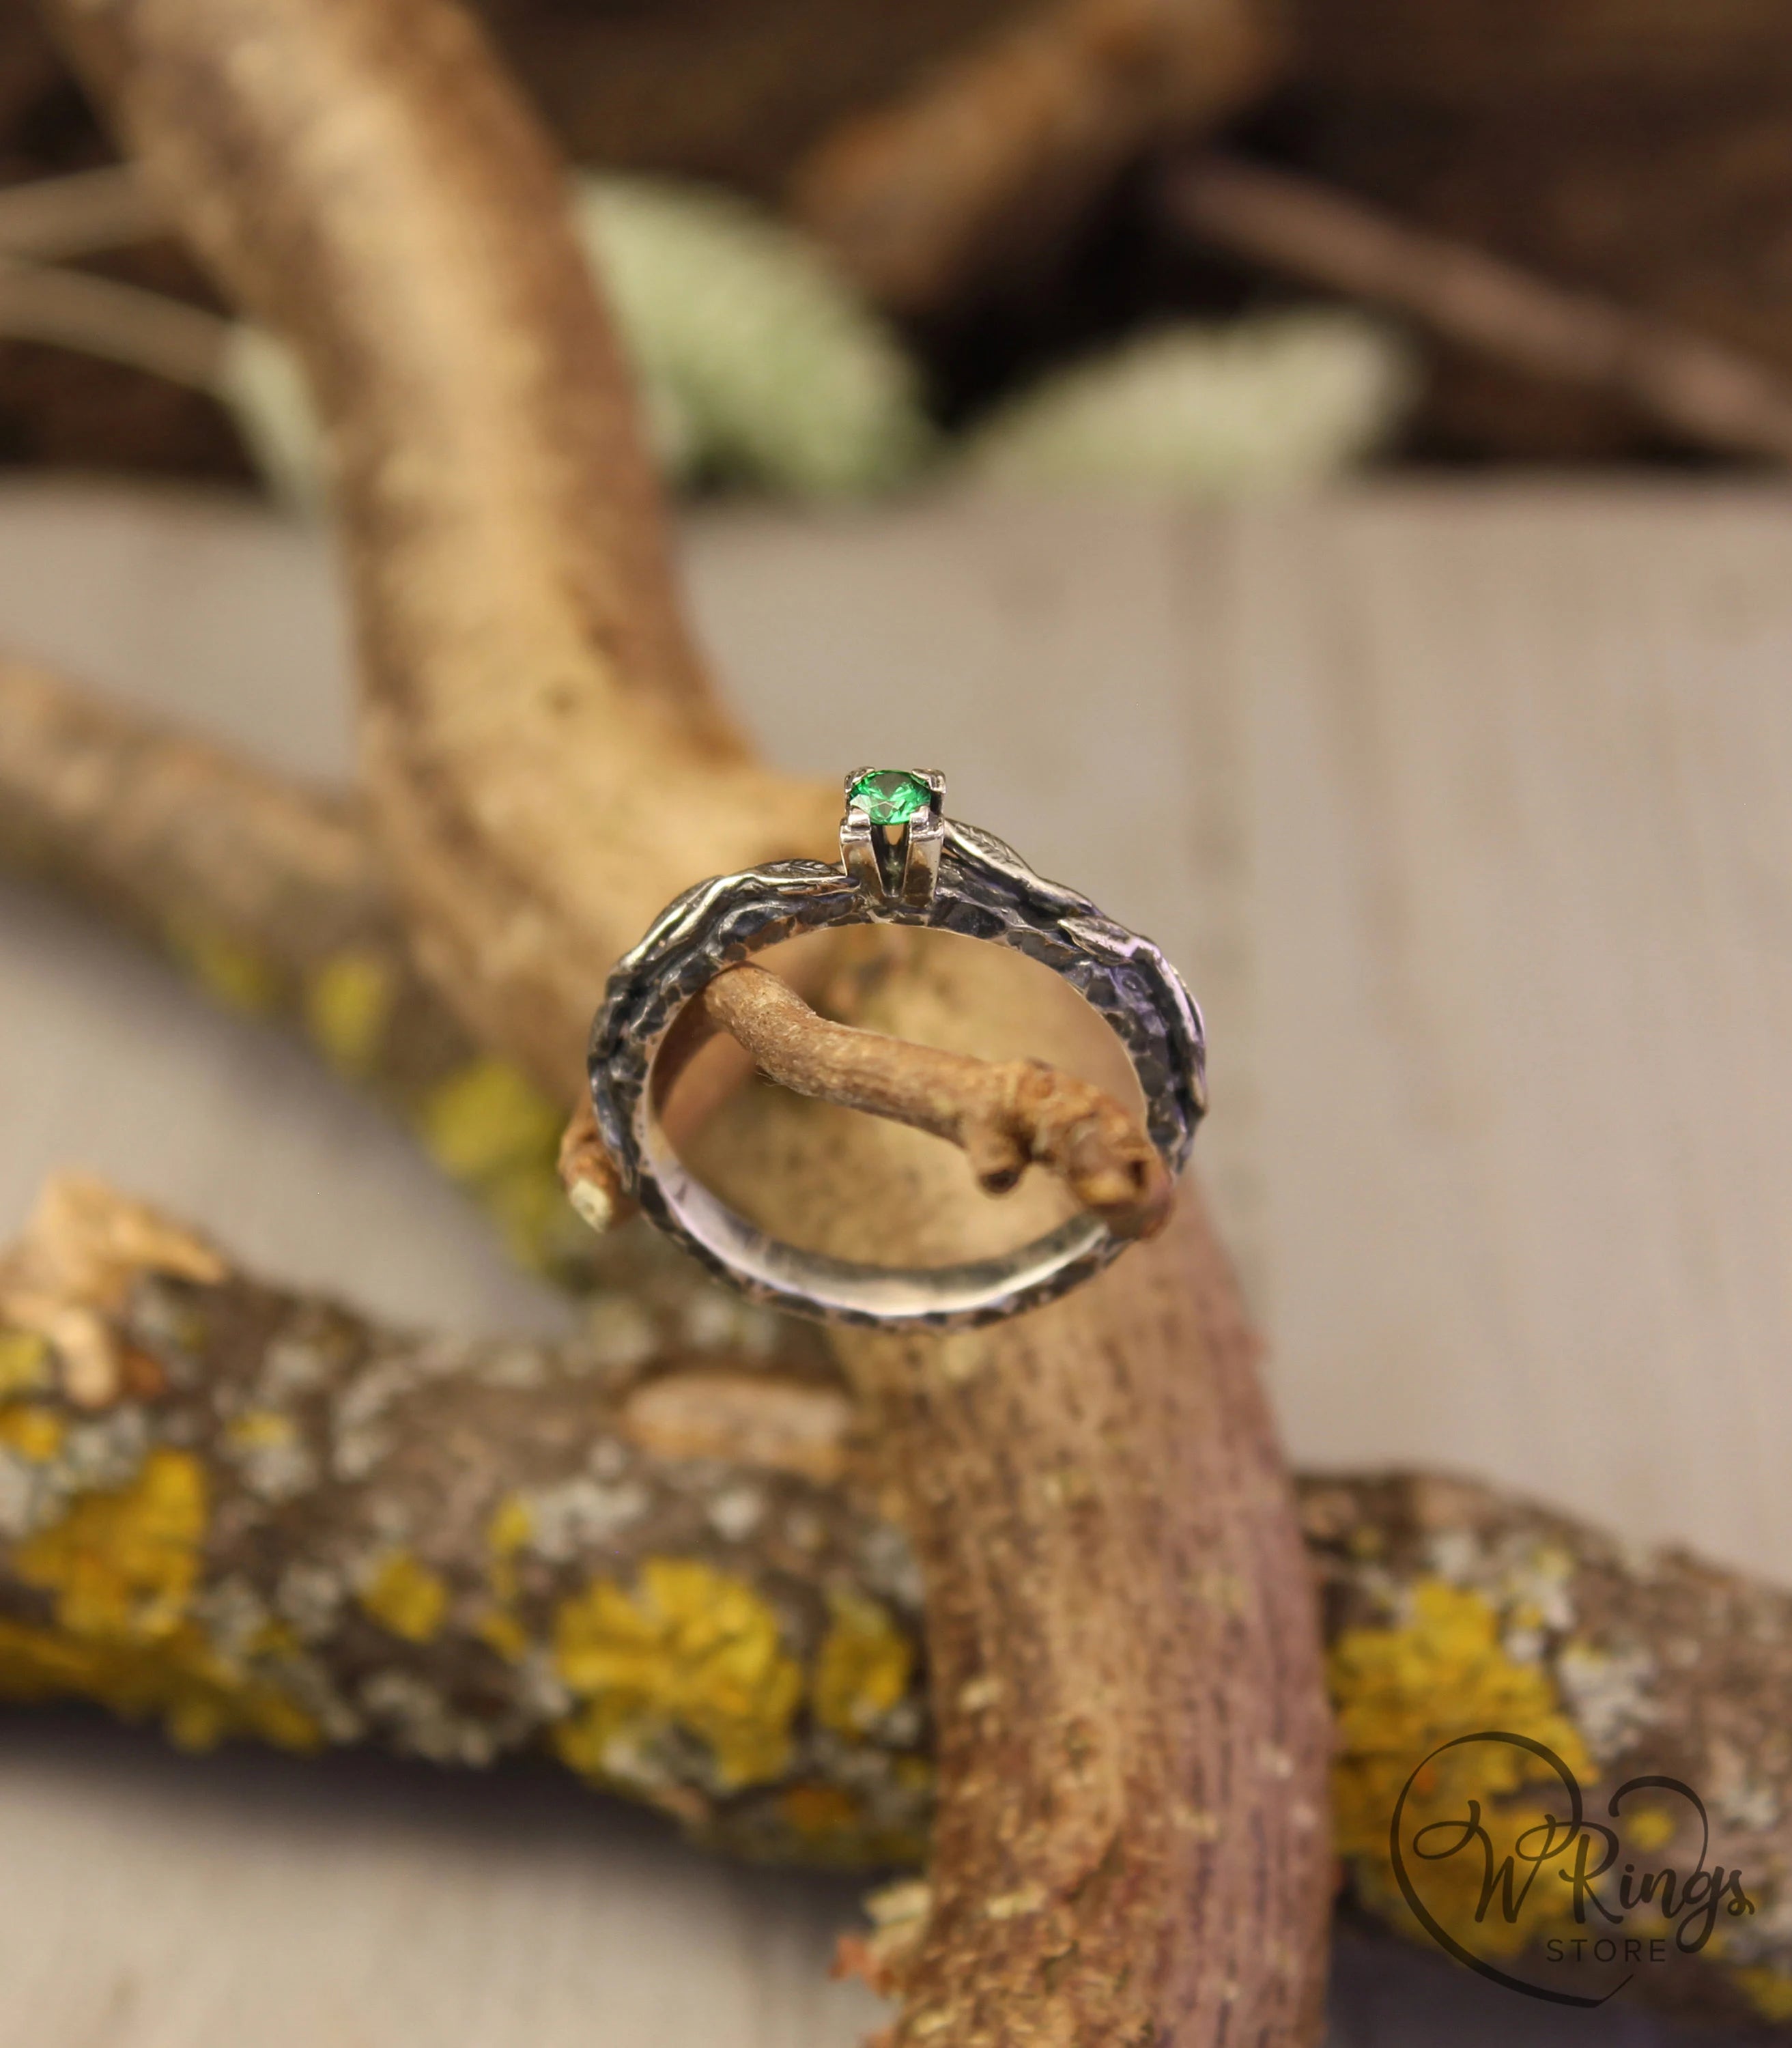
1,1178,1787,2032
697,963,1171,1236
0,161,160,259
2,653,1167,1244
0,253,229,386
789,0,1281,317
0,653,386,967
50,0,837,1092
43,3,1331,2036
0,651,616,1280
1167,153,1792,464
0,1173,890,1858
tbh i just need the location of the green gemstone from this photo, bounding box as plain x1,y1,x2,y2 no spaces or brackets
848,769,933,826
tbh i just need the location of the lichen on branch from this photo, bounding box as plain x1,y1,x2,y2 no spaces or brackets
40,0,1331,2035
3,1181,1789,2030
0,1174,921,1860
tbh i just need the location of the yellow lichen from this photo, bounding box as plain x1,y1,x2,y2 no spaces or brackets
165,917,281,1016
358,1550,449,1643
0,1328,50,1396
416,1062,571,1269
304,949,396,1077
489,1493,533,1556
552,1558,802,1791
486,1492,532,1603
1625,1802,1679,1852
15,1447,206,1637
225,1409,296,1451
160,1664,319,1754
418,1060,563,1182
814,1589,913,1739
0,1402,65,1463
1329,1579,1593,1956
475,1606,530,1663
0,1450,318,1752
1735,1967,1792,2022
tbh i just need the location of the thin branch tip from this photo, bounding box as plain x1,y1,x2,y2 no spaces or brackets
700,962,1171,1232
556,1094,631,1234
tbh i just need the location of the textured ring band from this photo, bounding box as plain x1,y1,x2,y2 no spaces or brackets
588,769,1206,1329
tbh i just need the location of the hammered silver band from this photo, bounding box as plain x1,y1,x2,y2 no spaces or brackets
588,773,1206,1330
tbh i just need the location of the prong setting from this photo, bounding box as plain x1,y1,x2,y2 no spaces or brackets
840,768,945,909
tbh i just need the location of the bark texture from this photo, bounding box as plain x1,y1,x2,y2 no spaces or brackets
0,1174,912,1864
689,942,1330,2043
51,0,835,1099
42,0,1333,2037
3,1180,1791,2031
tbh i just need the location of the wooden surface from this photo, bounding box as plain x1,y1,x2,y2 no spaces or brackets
3,476,1787,2044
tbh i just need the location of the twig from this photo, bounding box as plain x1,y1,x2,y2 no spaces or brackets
556,1094,634,1236
1,1178,1789,2032
46,1,1330,2036
1167,153,1792,464
790,0,1281,317
0,162,162,259
0,254,229,388
698,963,1171,1236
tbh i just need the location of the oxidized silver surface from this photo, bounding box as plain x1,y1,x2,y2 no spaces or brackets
588,785,1206,1330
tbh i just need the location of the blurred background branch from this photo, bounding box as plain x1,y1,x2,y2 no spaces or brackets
5,0,1792,487
1165,154,1792,464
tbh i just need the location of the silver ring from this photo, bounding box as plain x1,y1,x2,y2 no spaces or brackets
588,769,1206,1329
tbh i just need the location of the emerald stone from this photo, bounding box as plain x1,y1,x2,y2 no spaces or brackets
848,769,932,826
